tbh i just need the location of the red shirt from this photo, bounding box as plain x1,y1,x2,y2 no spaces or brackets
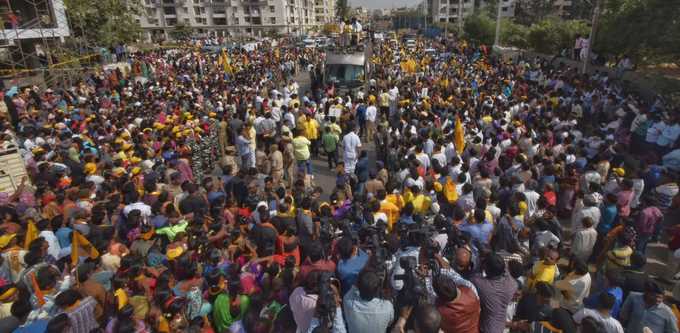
296,259,336,284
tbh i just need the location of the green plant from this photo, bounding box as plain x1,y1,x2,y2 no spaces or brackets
170,23,193,40
463,12,495,45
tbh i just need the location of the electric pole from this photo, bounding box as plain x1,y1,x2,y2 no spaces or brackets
458,0,463,35
493,0,502,46
582,0,603,74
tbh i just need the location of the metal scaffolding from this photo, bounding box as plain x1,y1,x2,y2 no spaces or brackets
0,0,97,89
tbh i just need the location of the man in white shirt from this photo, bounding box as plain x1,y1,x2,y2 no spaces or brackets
343,125,362,174
123,198,152,218
646,119,667,144
365,102,377,141
657,119,680,152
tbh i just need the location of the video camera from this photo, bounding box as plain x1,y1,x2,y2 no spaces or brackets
316,272,338,330
394,256,429,308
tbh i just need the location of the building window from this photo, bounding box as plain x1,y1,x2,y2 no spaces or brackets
234,18,239,24
194,6,201,14
214,17,227,25
163,7,176,15
502,6,508,12
270,17,276,24
182,7,188,13
269,6,275,12
184,18,190,24
439,18,446,22
166,18,177,25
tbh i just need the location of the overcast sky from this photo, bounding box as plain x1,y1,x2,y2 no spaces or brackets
351,0,418,10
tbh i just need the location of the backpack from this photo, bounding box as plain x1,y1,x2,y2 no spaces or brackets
443,176,458,204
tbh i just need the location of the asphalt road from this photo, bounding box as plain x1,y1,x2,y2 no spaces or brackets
293,74,375,199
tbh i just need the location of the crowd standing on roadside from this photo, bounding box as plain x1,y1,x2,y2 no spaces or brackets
0,33,678,333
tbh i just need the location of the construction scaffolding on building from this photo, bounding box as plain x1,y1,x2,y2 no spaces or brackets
0,0,104,89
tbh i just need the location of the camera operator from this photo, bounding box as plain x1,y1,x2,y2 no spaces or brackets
432,274,481,333
343,270,395,333
391,304,444,333
471,254,518,333
336,236,370,296
390,225,423,291
307,272,346,333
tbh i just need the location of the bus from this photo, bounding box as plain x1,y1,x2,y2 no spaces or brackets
323,50,367,95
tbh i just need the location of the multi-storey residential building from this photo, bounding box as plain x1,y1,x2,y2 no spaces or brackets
138,0,335,41
428,0,572,25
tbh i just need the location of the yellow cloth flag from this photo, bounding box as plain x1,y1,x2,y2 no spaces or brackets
400,59,417,73
220,49,233,74
454,115,465,155
71,230,99,266
24,220,38,249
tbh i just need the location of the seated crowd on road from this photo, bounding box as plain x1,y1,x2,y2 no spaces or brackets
0,34,679,333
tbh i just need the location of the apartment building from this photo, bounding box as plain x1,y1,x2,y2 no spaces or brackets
428,0,572,25
138,0,335,41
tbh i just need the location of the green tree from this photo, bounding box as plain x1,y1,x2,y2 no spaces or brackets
568,0,594,20
335,0,349,20
463,12,495,45
500,19,529,48
65,0,142,47
170,23,193,40
514,0,557,25
526,17,588,54
597,0,680,64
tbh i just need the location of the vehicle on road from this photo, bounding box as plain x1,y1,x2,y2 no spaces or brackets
323,50,368,95
303,38,317,48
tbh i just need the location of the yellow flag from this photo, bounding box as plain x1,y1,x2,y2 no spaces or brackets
220,49,233,74
71,231,99,266
455,115,465,155
24,220,38,249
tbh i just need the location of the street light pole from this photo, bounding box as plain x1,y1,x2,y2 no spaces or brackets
582,0,603,74
493,0,503,46
458,0,463,34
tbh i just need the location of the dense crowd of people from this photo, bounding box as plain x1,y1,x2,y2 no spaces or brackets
0,34,678,333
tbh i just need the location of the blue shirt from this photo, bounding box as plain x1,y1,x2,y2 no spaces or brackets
337,250,369,295
599,204,618,234
55,227,73,248
459,221,494,246
584,286,623,318
343,286,394,333
13,319,48,333
621,292,678,333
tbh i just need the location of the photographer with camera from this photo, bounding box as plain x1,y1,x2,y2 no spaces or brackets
336,236,370,296
471,254,518,333
343,270,395,333
433,274,481,333
307,272,346,333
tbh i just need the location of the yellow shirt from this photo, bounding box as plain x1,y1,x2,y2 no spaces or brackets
292,136,311,161
385,193,404,209
379,93,390,107
528,261,557,289
304,118,319,140
328,123,342,138
380,200,401,231
412,194,432,214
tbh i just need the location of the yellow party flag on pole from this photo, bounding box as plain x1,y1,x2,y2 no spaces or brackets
220,48,233,74
24,220,38,249
71,231,99,266
455,115,465,155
